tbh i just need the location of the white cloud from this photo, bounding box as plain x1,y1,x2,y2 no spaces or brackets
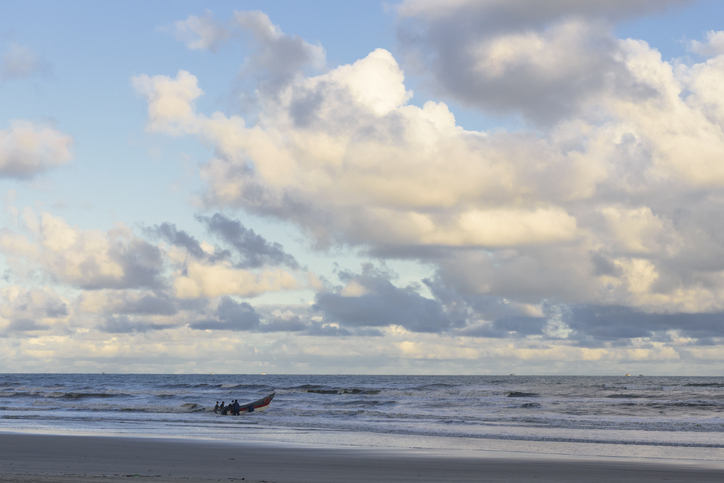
688,30,724,57
397,0,687,22
168,10,231,52
1,208,316,301
2,210,165,291
33,213,162,289
396,0,687,123
318,48,409,115
1,43,49,80
133,37,724,314
598,205,678,255
164,10,325,99
133,53,586,250
0,286,68,333
173,261,300,299
684,53,724,128
9,4,724,373
130,7,724,325
0,121,73,179
610,39,724,187
233,10,326,97
132,70,204,135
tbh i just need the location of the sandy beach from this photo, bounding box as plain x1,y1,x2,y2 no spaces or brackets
0,432,721,483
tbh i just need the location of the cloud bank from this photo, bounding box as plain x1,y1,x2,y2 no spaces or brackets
128,5,724,364
4,3,724,374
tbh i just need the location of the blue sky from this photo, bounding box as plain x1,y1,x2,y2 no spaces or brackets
2,0,724,374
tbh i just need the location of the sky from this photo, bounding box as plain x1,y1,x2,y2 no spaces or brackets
2,0,724,375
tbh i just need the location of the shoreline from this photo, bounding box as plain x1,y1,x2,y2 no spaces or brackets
1,431,722,482
4,425,723,462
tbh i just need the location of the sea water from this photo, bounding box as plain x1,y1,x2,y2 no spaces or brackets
1,374,723,461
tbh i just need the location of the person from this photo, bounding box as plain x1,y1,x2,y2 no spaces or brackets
213,401,219,412
220,401,228,415
232,399,240,415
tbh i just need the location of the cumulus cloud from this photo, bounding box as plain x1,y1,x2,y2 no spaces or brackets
470,304,724,347
44,215,163,290
164,10,325,100
398,0,692,26
258,312,308,333
0,121,73,179
459,315,548,339
0,212,164,290
0,286,68,335
148,222,209,260
313,264,458,333
131,8,724,356
688,30,724,57
132,70,203,135
0,211,315,340
180,264,468,335
197,213,299,268
172,261,300,299
189,296,260,331
1,43,50,80
147,214,303,299
396,0,687,123
234,10,325,96
77,290,179,316
168,10,231,52
133,54,584,251
100,315,169,334
146,213,299,269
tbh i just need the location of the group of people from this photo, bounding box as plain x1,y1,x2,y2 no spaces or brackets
214,400,249,415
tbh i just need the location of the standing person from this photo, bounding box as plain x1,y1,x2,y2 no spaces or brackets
232,399,240,415
213,401,219,412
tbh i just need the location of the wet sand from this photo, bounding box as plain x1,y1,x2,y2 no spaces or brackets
0,432,722,482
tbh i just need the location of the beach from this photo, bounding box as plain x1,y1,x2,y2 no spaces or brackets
1,432,722,483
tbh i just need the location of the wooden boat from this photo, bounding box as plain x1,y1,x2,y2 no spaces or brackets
217,393,275,415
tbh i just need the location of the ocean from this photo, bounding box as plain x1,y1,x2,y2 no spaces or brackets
1,374,723,461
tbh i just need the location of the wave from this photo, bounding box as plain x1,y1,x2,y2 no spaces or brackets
306,389,339,394
285,385,380,395
49,392,122,399
112,403,207,413
289,384,327,390
219,383,269,390
0,390,129,400
161,383,213,389
179,403,205,412
663,401,723,408
333,400,395,408
160,382,268,389
415,383,459,390
3,374,724,450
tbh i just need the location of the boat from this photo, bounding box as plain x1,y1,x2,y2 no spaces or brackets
216,393,275,415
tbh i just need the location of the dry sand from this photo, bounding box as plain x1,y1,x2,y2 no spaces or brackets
1,432,722,482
